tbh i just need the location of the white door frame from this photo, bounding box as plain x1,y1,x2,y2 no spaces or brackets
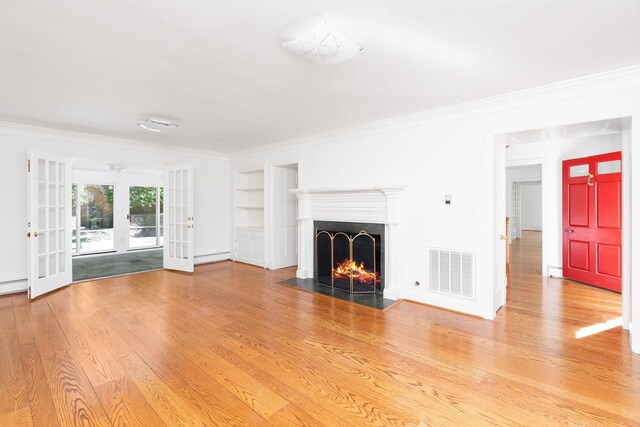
482,115,637,354
71,168,163,256
265,157,302,269
269,161,300,270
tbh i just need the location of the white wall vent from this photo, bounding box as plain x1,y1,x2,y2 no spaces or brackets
429,248,474,298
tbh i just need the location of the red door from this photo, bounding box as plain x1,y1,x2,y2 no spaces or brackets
562,151,622,292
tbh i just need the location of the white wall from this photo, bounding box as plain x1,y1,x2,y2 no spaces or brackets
0,125,230,293
506,133,622,274
520,183,542,231
230,65,640,351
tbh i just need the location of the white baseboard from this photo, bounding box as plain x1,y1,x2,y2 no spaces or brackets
195,251,231,265
0,279,27,295
382,288,400,301
296,268,311,279
402,289,483,318
548,265,563,277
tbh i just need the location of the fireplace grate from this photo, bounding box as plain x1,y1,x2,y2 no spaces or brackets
428,248,474,298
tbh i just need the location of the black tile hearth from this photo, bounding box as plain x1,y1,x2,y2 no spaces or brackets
279,277,397,310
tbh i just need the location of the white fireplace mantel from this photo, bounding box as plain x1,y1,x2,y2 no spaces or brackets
290,185,406,300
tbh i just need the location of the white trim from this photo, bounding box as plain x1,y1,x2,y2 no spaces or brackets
231,65,640,160
0,121,227,160
403,291,483,317
621,128,631,331
0,279,28,295
548,265,563,277
631,115,640,354
0,253,230,295
194,252,231,265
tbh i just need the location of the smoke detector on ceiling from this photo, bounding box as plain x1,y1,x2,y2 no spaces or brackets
137,118,179,132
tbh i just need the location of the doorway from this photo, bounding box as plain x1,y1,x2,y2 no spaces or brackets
27,152,195,298
496,118,629,331
506,165,543,277
70,165,165,282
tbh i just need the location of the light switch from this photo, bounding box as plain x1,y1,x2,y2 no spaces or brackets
445,195,452,205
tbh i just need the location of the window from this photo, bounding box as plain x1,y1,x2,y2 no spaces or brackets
129,186,164,249
72,184,115,253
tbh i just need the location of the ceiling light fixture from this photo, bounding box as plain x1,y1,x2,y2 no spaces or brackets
281,16,362,65
108,163,128,174
137,118,179,132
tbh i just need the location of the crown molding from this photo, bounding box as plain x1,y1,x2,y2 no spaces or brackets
230,64,640,160
0,121,229,160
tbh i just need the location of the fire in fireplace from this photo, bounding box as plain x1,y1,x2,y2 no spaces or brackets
334,258,380,285
314,221,384,294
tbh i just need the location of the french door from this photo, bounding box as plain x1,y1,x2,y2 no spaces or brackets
163,165,194,272
27,150,73,299
562,151,622,292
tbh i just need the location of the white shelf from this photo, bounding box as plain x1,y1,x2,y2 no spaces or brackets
236,226,264,231
235,167,266,265
237,206,264,210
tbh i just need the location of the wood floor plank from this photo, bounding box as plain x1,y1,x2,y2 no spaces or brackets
93,377,166,427
72,281,271,426
1,230,639,426
11,295,61,427
0,297,32,426
25,297,111,426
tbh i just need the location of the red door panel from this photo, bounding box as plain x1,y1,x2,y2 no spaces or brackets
568,184,589,226
597,244,621,277
596,181,621,229
568,240,589,270
562,151,621,292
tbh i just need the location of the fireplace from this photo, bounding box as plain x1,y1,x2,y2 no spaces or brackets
290,186,405,300
314,221,384,294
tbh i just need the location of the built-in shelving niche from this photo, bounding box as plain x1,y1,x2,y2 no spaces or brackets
234,168,265,266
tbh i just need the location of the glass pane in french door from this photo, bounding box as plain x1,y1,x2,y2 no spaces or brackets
71,184,77,252
129,186,158,249
35,156,69,278
78,184,114,253
159,187,164,246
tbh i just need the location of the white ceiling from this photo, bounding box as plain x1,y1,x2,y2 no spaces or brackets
1,0,639,153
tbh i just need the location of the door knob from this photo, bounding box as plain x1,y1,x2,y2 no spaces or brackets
500,235,507,241
564,228,574,233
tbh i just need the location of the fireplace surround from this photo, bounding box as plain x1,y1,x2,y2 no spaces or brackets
290,186,405,300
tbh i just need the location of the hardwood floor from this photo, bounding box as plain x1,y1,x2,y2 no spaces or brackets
1,235,638,426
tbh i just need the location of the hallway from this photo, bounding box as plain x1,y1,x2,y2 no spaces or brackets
507,230,622,327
